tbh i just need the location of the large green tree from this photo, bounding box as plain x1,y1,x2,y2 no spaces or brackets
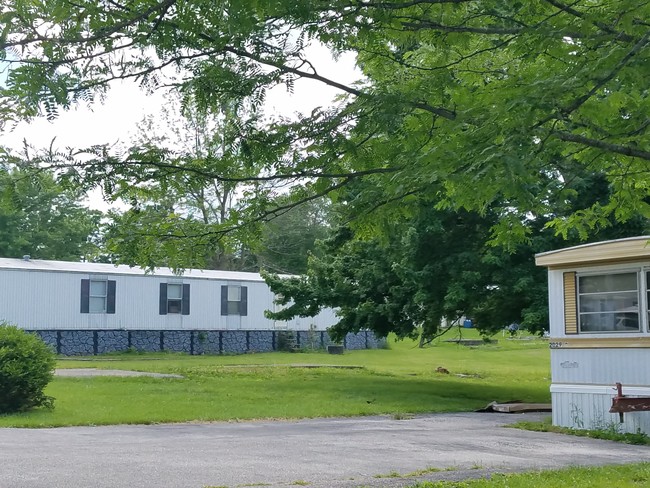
0,160,103,261
95,97,268,269
1,0,648,257
265,173,649,342
255,198,329,274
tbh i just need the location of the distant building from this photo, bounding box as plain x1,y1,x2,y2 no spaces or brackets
0,258,380,355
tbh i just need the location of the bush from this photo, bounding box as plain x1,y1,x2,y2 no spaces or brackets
0,324,56,413
276,330,298,352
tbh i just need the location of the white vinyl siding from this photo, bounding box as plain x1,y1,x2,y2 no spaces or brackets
0,262,337,331
551,387,650,434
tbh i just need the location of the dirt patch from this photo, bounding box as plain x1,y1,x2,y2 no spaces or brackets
55,368,183,378
219,364,364,369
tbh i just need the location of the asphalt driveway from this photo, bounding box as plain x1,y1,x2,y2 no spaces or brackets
2,412,649,488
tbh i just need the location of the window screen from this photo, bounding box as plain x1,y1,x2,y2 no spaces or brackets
578,272,639,332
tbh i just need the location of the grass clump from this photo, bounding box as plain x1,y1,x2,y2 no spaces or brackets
375,467,452,478
511,417,650,445
407,462,650,487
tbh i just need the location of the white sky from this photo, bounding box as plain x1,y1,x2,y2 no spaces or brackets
1,45,357,151
0,46,358,210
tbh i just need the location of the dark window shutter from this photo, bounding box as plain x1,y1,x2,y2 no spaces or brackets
181,283,190,315
80,279,90,313
221,285,228,315
107,280,116,314
240,286,248,316
159,283,168,315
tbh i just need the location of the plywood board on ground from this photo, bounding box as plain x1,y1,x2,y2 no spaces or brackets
490,403,552,413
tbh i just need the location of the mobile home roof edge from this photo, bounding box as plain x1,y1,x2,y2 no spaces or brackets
535,235,650,268
0,258,276,282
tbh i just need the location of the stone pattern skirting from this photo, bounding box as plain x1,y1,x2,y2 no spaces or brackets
30,329,386,356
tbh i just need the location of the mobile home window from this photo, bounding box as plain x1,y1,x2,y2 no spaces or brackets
159,283,190,315
167,283,183,314
89,280,107,313
80,279,116,314
227,286,241,314
578,272,640,333
221,285,248,316
647,271,650,329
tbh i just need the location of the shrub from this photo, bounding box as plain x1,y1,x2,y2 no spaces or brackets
0,324,56,413
276,329,297,352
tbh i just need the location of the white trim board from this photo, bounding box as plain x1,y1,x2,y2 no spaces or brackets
551,384,650,396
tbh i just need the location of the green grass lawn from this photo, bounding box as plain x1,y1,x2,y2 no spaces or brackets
408,463,650,487
0,329,551,427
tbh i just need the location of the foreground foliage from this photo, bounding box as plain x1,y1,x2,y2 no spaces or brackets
2,0,649,343
0,324,55,413
3,0,648,342
1,0,649,266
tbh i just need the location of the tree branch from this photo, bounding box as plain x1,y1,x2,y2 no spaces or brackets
222,46,456,120
1,0,177,50
560,32,650,117
400,19,522,35
551,131,650,160
543,0,636,42
60,157,402,184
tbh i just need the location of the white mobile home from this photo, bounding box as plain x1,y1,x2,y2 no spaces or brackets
0,257,335,331
0,257,380,355
536,236,650,433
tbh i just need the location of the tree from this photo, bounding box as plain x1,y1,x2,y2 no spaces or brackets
0,158,103,261
255,198,329,274
265,175,649,342
2,1,648,343
1,1,648,255
264,201,541,342
94,96,268,270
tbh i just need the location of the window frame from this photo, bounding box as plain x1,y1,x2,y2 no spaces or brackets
159,282,190,315
166,283,183,314
89,279,108,313
576,269,643,334
221,284,248,316
646,270,650,332
80,278,116,314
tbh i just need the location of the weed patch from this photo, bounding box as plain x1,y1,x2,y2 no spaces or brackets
407,463,650,487
510,418,650,445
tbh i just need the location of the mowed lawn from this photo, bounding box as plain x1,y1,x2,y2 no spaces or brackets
0,330,550,427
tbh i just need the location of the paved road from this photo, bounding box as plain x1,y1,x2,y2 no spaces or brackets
2,413,649,488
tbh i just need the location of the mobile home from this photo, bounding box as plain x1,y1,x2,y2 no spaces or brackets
0,257,380,355
536,236,650,433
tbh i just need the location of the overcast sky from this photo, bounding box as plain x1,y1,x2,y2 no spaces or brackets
0,45,357,211
0,45,357,153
